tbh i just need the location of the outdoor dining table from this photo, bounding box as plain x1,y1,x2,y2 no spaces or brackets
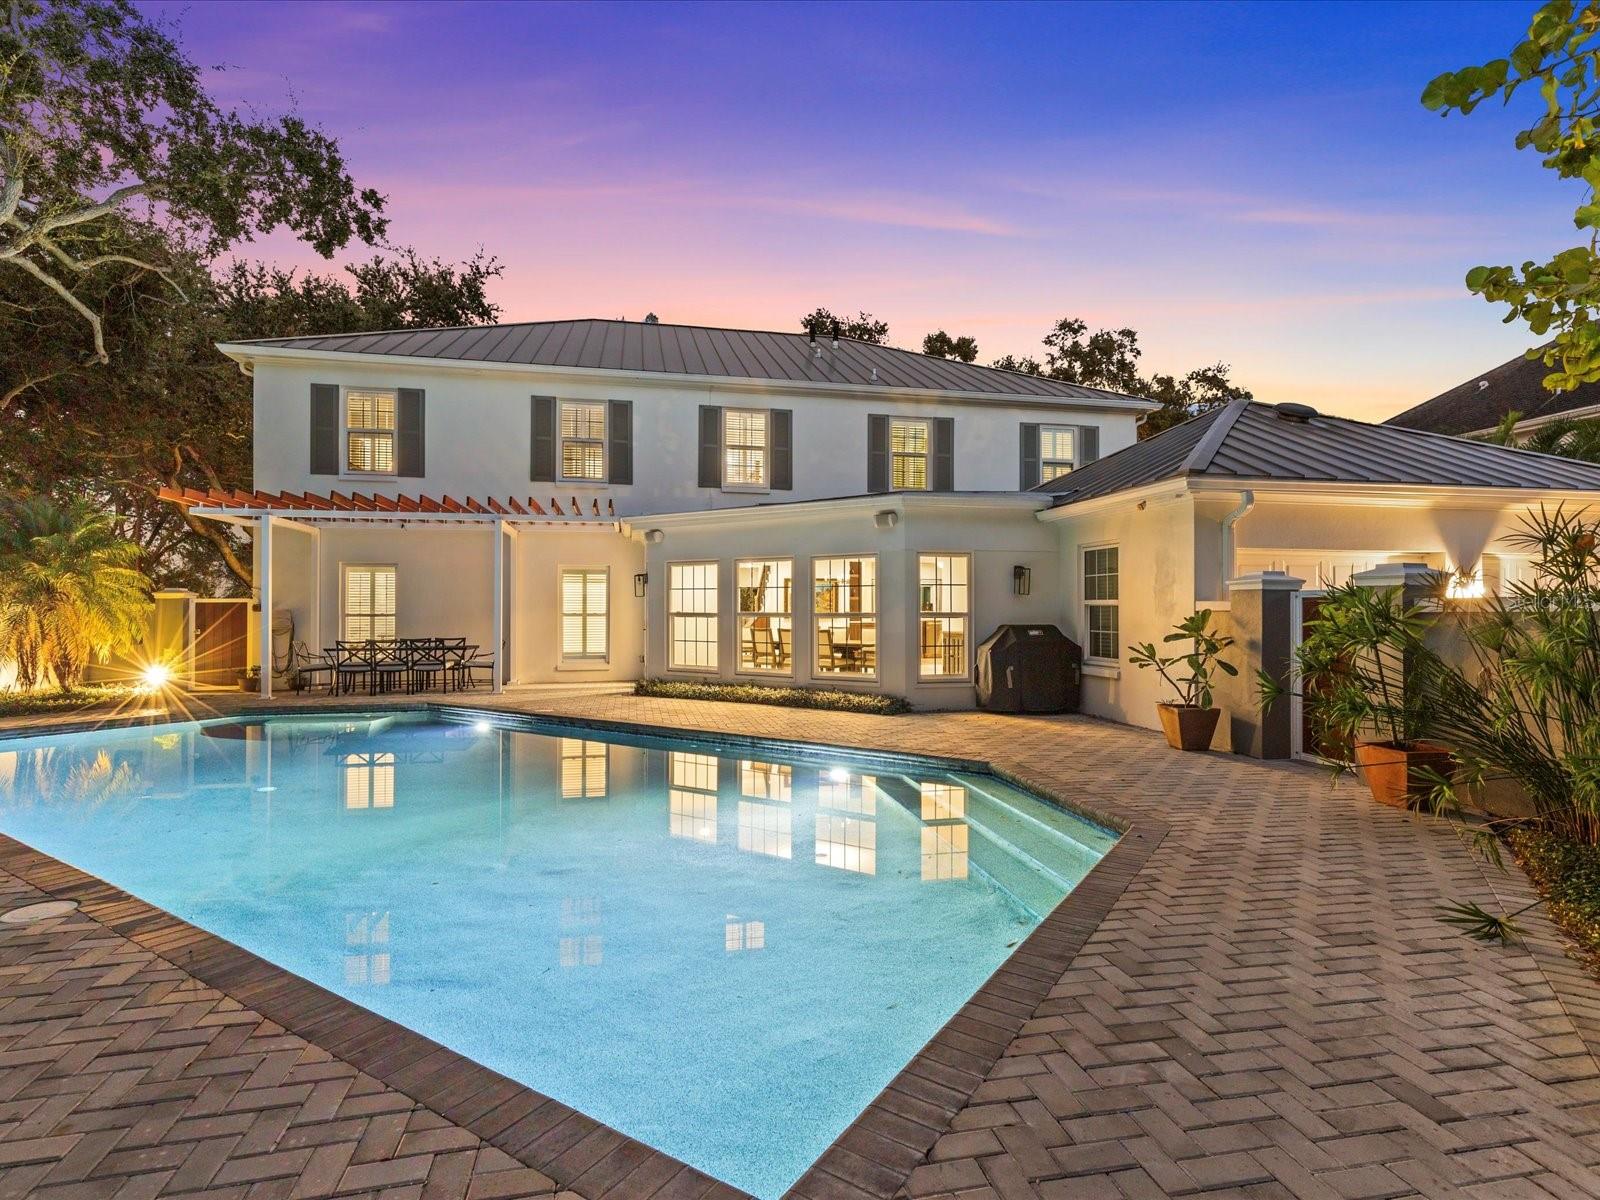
313,639,492,695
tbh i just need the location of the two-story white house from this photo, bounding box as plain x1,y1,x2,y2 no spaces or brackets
165,317,1600,754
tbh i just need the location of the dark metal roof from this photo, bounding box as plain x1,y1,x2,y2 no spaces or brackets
223,318,1153,405
1385,345,1600,434
1036,399,1600,504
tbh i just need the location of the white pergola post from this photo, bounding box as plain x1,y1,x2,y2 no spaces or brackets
258,515,273,700
492,518,505,694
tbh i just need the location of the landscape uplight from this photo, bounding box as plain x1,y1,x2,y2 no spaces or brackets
140,663,173,691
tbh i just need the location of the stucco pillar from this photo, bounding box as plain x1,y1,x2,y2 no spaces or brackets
1219,570,1303,759
258,516,273,700
1349,562,1440,608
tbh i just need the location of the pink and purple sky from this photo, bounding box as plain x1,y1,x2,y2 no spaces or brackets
146,0,1570,422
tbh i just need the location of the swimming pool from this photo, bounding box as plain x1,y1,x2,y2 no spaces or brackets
0,711,1114,1196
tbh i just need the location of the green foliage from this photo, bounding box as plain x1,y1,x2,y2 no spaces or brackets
1127,609,1237,709
1423,2,1600,390
991,316,1251,438
1436,898,1527,942
922,330,979,362
0,682,137,716
635,678,909,715
0,495,151,690
1477,409,1600,462
0,0,387,364
799,307,889,344
1261,580,1438,760
1511,827,1600,963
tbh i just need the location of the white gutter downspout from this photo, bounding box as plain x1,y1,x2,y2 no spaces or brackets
1220,490,1255,591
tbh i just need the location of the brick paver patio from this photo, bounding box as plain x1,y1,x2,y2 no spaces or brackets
2,690,1598,1200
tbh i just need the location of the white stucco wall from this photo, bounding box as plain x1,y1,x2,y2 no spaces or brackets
248,355,1143,517
638,496,1061,709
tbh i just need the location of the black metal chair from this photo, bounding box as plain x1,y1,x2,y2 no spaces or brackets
334,642,374,694
406,638,448,693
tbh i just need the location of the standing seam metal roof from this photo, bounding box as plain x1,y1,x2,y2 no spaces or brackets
223,318,1154,404
1035,399,1600,503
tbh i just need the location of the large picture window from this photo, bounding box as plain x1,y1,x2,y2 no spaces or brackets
736,558,792,674
342,565,396,642
1039,426,1077,482
918,554,970,679
669,562,719,670
560,568,608,661
889,418,930,490
559,400,607,481
346,388,397,475
1083,545,1120,661
723,409,769,489
813,556,877,677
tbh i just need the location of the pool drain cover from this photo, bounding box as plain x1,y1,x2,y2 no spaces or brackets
1,900,80,924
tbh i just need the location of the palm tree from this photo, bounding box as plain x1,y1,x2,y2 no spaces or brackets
0,497,151,691
1476,409,1600,463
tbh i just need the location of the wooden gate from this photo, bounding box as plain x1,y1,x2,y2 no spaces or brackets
193,599,249,685
1290,590,1355,761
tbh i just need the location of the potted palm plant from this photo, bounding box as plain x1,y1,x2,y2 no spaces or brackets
1263,581,1453,807
1129,609,1237,751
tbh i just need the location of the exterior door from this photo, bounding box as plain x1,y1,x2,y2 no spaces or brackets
193,600,249,685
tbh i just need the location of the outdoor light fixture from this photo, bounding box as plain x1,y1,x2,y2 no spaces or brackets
1445,561,1486,600
828,767,850,783
634,572,648,598
873,510,898,529
139,663,173,691
1013,565,1032,596
474,720,492,733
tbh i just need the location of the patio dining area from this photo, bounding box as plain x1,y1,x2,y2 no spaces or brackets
293,637,495,695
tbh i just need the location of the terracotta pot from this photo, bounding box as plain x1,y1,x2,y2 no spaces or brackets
1157,703,1221,752
1354,740,1454,809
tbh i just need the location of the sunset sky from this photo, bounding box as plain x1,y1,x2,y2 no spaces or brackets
144,0,1569,421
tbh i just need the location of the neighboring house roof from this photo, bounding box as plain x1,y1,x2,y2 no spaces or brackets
221,318,1153,405
1035,399,1600,504
159,487,617,524
1385,347,1600,434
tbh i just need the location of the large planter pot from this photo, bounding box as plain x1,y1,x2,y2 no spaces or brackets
1354,740,1454,809
1156,703,1221,752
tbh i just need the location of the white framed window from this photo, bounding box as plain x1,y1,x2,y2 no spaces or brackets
342,565,396,642
918,554,970,680
890,418,931,490
345,388,398,475
668,562,719,670
559,400,607,482
1040,426,1077,482
1083,545,1120,661
558,738,608,798
736,558,793,675
813,556,877,678
559,568,609,662
723,409,770,490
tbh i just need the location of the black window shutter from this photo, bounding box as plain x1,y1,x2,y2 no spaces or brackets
531,395,557,481
698,405,723,489
770,409,793,490
1020,423,1040,489
310,384,339,475
1078,424,1100,465
608,400,633,485
397,389,425,477
932,417,955,492
867,414,889,493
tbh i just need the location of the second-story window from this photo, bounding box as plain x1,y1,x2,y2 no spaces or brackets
890,418,930,490
346,389,397,474
560,400,607,481
1040,426,1077,482
723,409,769,489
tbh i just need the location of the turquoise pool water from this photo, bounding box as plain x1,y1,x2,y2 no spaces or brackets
0,712,1114,1196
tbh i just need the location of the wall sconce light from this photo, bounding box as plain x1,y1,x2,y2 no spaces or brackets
873,510,899,529
1013,565,1032,596
633,572,648,598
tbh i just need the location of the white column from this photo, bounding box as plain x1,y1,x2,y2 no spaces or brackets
492,519,505,694
258,515,273,700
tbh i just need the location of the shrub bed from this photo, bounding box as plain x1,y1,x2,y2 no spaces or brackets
1510,828,1600,971
635,678,909,715
0,684,142,719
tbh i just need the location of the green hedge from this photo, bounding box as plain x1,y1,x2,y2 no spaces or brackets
1511,828,1600,968
635,678,909,715
0,684,140,719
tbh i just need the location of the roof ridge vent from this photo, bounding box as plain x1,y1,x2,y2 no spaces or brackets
1274,401,1319,423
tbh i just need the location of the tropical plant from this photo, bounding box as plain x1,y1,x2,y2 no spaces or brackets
0,496,151,690
1261,581,1438,760
1417,506,1600,850
1128,609,1237,708
1478,409,1600,463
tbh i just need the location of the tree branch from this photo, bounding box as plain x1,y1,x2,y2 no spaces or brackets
8,253,106,362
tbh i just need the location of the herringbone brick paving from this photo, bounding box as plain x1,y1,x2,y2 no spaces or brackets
4,691,1600,1200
